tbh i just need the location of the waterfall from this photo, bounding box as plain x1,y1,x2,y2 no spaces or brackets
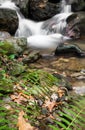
0,0,72,37
61,0,71,13
15,0,72,37
0,0,19,11
15,20,43,37
49,0,72,35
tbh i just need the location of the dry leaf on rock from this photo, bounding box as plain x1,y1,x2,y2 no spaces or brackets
17,111,38,130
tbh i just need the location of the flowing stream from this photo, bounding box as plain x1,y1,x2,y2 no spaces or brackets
0,0,72,37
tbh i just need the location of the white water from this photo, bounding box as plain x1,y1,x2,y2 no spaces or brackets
27,34,70,49
16,0,72,37
0,0,24,19
51,0,72,34
61,0,71,13
0,0,72,37
0,0,72,54
27,33,71,55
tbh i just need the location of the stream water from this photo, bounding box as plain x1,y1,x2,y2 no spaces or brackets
0,0,72,37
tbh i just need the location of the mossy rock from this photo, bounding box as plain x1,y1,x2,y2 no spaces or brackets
0,73,14,94
9,62,26,76
0,37,27,55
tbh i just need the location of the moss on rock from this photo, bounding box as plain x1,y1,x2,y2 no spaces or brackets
0,69,14,93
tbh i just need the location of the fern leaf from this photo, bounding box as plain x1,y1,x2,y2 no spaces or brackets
49,125,60,130
55,120,67,129
50,96,85,130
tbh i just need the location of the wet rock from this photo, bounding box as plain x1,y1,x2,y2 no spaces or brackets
73,86,85,95
55,39,85,57
65,0,85,12
71,69,85,80
76,75,85,80
0,37,41,63
42,107,49,115
66,12,85,38
29,0,61,21
0,8,18,35
53,73,72,90
0,31,11,40
71,0,85,12
22,50,41,63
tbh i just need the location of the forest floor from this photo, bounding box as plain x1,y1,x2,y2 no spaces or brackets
0,51,85,130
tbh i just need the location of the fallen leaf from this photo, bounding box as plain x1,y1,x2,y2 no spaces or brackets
57,89,65,98
43,100,57,112
17,111,38,130
49,114,55,119
10,92,34,104
10,93,27,104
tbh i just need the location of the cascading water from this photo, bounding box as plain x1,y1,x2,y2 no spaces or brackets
61,0,71,13
17,0,72,37
0,0,72,37
52,0,72,34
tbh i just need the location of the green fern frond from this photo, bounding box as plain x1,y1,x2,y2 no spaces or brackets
20,69,60,98
50,96,85,130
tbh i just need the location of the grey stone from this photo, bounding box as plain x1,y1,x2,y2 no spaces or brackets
0,8,18,35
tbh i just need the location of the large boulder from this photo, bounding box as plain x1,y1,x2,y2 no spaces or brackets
55,39,85,57
0,8,18,35
65,0,85,11
29,0,61,21
71,0,85,12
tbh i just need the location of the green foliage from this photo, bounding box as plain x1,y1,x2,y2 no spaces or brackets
8,54,16,60
20,69,60,97
21,69,59,86
49,96,85,130
1,44,84,130
0,69,14,93
0,41,15,55
0,41,8,54
0,100,17,130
